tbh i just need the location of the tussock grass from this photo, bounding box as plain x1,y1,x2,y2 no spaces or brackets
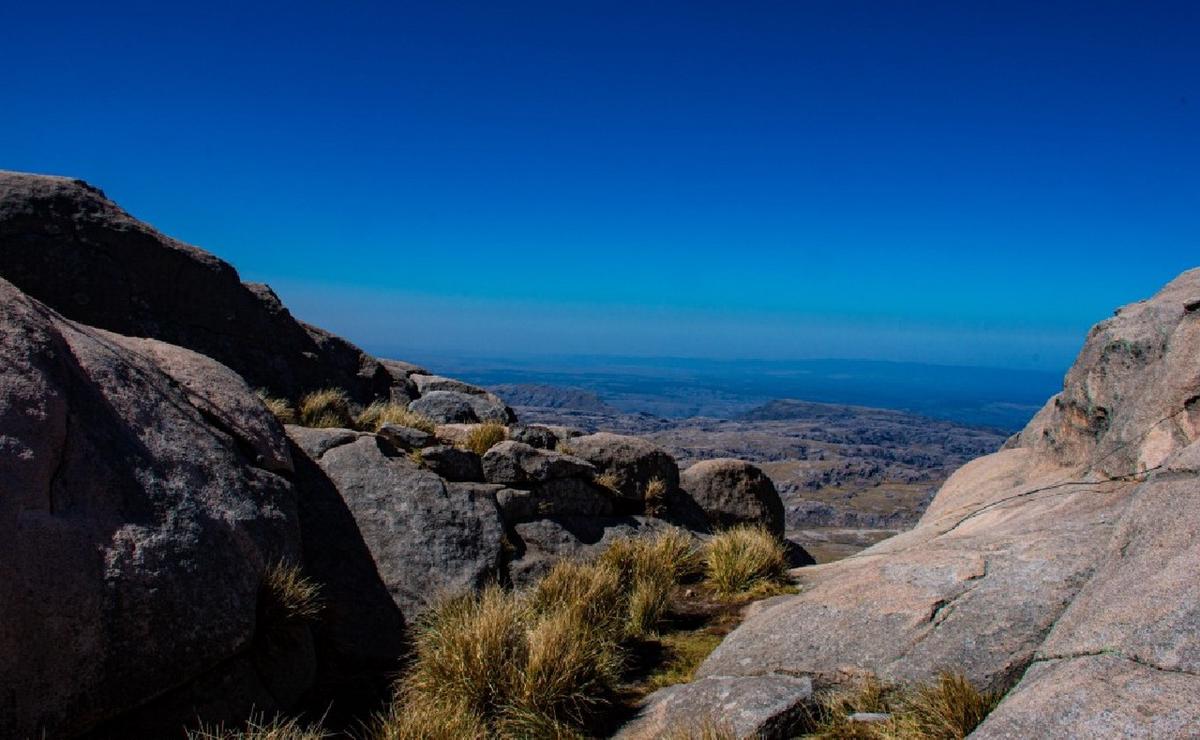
555,440,576,455
256,389,296,425
298,388,354,429
807,672,1000,740
188,713,326,739
703,525,788,596
461,422,507,455
593,470,621,493
259,562,322,628
377,530,706,737
643,476,668,516
355,401,436,434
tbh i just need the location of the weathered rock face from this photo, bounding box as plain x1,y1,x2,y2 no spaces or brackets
0,171,396,404
507,515,688,587
0,277,304,738
679,458,786,537
626,268,1200,736
287,427,505,616
567,432,680,502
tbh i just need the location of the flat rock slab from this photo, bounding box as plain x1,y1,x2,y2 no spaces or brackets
617,674,813,740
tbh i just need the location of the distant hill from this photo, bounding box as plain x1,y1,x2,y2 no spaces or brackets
490,383,615,412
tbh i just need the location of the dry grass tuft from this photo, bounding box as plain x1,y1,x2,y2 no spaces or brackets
593,470,621,493
555,440,576,455
298,388,355,429
703,525,788,596
807,672,1000,740
461,422,507,455
598,530,699,636
259,562,322,628
256,389,296,425
643,630,725,692
896,671,1000,739
643,476,669,516
188,713,327,739
355,401,436,434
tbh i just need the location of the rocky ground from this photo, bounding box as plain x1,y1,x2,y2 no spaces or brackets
495,388,1007,561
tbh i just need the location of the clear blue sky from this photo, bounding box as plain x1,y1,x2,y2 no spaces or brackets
3,1,1196,371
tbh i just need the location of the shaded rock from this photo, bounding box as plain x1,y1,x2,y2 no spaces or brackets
481,440,595,485
376,423,435,450
0,171,397,404
287,430,504,616
680,458,786,537
567,432,679,502
420,445,485,482
495,478,615,525
508,424,560,450
0,277,303,738
783,539,816,568
286,435,406,729
617,674,813,740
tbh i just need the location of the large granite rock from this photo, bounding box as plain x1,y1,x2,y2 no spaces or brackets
566,432,679,503
507,515,688,587
0,171,398,403
287,427,505,615
628,269,1200,736
618,674,813,740
0,277,304,737
409,389,516,424
679,458,785,537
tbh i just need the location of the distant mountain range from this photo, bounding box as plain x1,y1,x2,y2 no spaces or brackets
390,354,1063,431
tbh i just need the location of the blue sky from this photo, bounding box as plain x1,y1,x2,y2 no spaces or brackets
3,1,1196,371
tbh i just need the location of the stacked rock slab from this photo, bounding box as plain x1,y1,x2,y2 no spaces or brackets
621,269,1200,738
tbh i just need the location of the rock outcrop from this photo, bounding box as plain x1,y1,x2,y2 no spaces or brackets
567,432,680,503
0,277,304,737
623,269,1200,737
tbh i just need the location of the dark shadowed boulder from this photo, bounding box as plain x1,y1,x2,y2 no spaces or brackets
420,445,485,482
409,390,476,423
0,277,304,738
0,171,399,404
481,440,595,485
287,428,505,615
567,432,680,503
679,458,786,537
376,423,435,450
495,478,615,525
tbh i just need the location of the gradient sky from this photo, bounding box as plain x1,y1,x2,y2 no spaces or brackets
3,1,1197,371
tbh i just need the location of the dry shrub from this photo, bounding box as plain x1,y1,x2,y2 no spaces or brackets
703,525,788,596
356,401,435,434
461,422,507,455
188,713,326,740
256,389,296,425
298,388,354,429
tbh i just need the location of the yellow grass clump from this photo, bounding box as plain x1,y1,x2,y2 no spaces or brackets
297,388,354,429
703,525,788,596
255,389,296,425
461,422,507,455
355,401,436,434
